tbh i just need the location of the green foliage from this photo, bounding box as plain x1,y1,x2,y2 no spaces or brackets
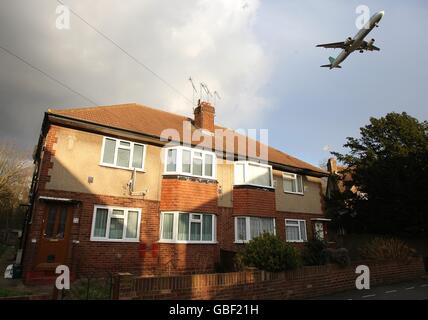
331,112,428,237
0,243,7,257
302,240,351,268
0,288,32,297
324,248,351,267
66,278,112,300
302,239,328,266
359,237,416,262
236,233,301,272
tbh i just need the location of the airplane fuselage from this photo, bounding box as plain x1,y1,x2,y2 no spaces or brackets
331,11,384,69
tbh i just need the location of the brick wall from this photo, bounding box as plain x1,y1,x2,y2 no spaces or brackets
115,258,426,300
23,189,221,282
37,124,59,191
160,177,218,213
232,187,276,216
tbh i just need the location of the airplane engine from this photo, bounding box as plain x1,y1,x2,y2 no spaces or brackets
344,37,353,45
367,38,375,49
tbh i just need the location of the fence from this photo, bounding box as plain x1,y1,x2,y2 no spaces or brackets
113,257,426,300
55,270,114,300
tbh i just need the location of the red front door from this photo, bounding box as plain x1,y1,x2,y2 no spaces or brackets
35,203,73,270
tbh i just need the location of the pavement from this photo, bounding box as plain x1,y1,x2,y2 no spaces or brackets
315,278,428,300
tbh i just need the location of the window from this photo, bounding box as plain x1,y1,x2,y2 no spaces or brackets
45,205,68,239
234,216,276,243
167,149,177,172
234,161,273,188
160,212,216,243
283,173,304,194
285,219,307,242
164,146,216,179
100,137,146,171
314,222,324,240
91,206,141,242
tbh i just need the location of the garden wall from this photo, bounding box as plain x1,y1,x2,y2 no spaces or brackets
113,257,425,300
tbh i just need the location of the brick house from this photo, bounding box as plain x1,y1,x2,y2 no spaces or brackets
21,100,329,283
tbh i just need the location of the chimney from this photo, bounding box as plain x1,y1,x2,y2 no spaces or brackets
194,100,215,132
327,158,337,174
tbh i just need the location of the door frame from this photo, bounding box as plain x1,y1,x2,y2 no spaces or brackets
35,199,77,270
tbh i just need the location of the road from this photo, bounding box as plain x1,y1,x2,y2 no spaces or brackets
315,278,428,300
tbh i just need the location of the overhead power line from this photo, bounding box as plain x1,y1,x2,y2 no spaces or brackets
56,0,193,106
0,44,98,105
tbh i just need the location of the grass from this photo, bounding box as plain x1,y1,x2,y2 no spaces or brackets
0,287,32,298
65,278,112,300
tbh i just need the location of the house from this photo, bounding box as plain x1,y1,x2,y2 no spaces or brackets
326,158,357,198
21,100,329,283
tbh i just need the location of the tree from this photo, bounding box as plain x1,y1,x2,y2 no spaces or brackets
331,112,428,237
0,142,33,233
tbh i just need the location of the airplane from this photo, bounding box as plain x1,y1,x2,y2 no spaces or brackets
317,10,384,69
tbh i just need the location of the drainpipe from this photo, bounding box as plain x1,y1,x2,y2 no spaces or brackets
18,114,49,267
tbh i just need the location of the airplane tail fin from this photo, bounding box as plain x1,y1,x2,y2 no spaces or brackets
321,57,342,69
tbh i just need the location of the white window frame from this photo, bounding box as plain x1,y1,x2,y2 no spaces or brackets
90,205,142,242
285,219,307,243
159,211,217,244
100,136,147,171
234,216,276,244
283,172,304,195
234,161,274,188
163,146,217,180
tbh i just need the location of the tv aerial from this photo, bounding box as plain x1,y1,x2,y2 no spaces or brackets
188,77,221,107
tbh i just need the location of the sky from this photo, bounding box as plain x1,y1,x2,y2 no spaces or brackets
0,0,427,167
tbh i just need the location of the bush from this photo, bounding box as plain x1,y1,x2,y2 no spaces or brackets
359,237,416,262
324,248,351,267
66,278,112,300
302,239,328,266
236,233,301,272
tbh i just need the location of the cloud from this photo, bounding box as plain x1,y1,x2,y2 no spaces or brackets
0,0,271,149
322,145,332,152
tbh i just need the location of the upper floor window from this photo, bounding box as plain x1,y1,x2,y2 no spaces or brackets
91,205,141,242
234,161,273,188
164,146,216,179
283,172,304,194
160,212,216,243
100,137,146,171
234,216,276,243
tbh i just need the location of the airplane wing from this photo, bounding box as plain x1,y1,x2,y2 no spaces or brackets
316,42,347,49
358,41,381,51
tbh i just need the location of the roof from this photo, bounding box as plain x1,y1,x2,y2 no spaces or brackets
48,103,327,175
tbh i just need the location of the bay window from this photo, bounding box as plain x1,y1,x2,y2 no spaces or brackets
160,212,216,243
283,172,304,194
91,205,141,242
234,216,276,243
285,219,307,242
101,137,146,171
234,161,273,188
164,146,216,179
